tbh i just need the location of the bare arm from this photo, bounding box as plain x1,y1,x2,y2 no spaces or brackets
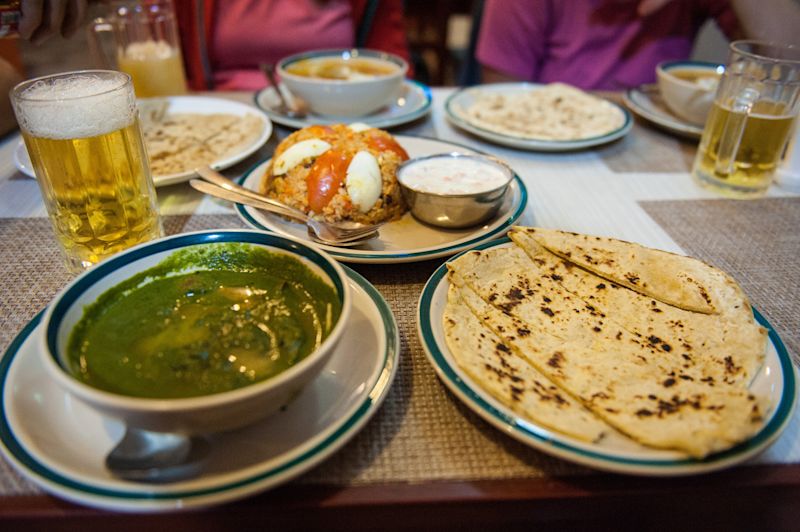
481,66,525,84
639,0,800,45
0,58,23,137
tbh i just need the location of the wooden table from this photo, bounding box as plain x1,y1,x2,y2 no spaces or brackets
1,89,798,531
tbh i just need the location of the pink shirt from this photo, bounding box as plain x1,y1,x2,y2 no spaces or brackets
211,0,355,90
476,0,735,90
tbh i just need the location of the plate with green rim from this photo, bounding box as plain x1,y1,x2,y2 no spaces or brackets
0,265,399,512
235,135,528,264
445,83,633,151
417,238,797,476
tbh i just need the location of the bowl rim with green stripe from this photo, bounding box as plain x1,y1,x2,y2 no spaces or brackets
39,230,352,435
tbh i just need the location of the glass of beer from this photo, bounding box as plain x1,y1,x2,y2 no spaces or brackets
88,0,187,98
11,70,163,273
691,41,800,198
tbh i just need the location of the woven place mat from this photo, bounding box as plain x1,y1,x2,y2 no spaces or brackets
0,214,587,497
639,197,800,363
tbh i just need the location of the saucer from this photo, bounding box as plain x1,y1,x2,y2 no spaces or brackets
624,85,703,139
254,79,432,129
0,267,398,512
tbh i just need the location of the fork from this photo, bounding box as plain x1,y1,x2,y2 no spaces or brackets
192,167,385,245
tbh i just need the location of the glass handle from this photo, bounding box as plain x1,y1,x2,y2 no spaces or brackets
87,17,116,69
714,87,759,177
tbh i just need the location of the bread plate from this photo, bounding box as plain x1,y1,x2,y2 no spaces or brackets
417,238,796,476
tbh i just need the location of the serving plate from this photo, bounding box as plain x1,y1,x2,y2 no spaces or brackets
254,79,432,130
417,238,797,476
623,84,703,139
13,96,273,187
445,82,633,151
235,135,528,264
0,266,398,512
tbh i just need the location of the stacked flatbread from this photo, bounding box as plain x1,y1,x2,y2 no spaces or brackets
444,227,769,458
142,112,263,176
456,83,625,141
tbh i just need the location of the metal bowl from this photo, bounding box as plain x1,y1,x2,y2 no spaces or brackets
397,153,514,228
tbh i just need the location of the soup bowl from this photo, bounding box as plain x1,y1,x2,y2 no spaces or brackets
656,60,724,125
277,48,407,117
40,230,351,435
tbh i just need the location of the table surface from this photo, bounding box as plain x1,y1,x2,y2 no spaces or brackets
1,88,799,530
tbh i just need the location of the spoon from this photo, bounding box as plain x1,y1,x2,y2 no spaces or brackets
192,167,383,244
105,428,211,483
260,63,308,119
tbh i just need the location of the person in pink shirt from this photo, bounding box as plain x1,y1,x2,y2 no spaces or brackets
174,0,411,91
476,0,738,90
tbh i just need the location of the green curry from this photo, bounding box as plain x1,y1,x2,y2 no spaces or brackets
67,243,341,399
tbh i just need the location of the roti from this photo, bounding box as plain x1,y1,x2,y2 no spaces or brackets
443,229,769,458
444,284,610,443
456,83,625,141
518,227,719,314
142,112,264,176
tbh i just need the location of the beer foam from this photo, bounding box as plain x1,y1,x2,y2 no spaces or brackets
15,74,136,139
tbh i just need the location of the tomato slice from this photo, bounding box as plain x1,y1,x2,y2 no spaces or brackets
306,150,351,212
365,133,409,160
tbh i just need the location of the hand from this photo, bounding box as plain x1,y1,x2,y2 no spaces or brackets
18,0,88,44
637,0,673,17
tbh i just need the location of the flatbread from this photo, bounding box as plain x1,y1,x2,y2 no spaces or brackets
519,227,719,314
508,228,767,387
142,112,263,176
444,284,610,443
456,83,625,141
445,236,769,458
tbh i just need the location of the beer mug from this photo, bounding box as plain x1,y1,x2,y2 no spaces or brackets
691,40,800,198
88,0,187,98
11,70,163,273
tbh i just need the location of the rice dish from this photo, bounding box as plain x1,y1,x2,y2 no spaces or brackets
260,124,409,224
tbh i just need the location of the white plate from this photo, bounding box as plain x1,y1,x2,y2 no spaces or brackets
14,97,274,187
235,136,528,264
13,140,35,178
445,83,633,151
417,238,797,476
143,96,273,186
623,85,703,139
254,79,432,130
0,266,398,512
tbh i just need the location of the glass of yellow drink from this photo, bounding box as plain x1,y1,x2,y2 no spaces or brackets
691,41,800,198
89,0,187,98
11,70,163,273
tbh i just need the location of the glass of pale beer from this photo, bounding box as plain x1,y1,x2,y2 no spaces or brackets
88,0,187,98
11,70,163,273
691,41,800,198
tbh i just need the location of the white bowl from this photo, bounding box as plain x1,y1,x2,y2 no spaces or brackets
277,48,407,117
656,60,724,126
40,230,351,435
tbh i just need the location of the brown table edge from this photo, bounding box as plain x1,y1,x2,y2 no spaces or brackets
2,463,799,529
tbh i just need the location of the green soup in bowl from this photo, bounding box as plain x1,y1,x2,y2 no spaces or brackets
68,243,341,399
41,230,351,435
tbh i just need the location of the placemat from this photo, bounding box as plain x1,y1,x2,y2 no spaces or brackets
640,197,800,363
0,215,588,497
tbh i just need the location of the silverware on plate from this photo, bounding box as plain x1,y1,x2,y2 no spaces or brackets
260,63,308,119
191,167,383,246
105,428,211,483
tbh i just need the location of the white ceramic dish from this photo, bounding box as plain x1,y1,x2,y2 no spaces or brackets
234,136,528,264
41,230,350,435
656,60,722,126
0,265,398,512
15,96,274,186
445,83,633,151
417,238,797,476
254,79,431,130
623,85,703,139
277,48,408,117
